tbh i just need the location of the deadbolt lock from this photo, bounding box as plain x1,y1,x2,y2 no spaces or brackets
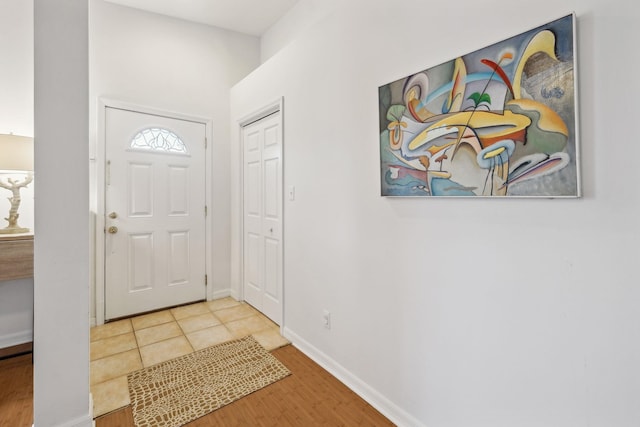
108,212,118,219
108,226,118,234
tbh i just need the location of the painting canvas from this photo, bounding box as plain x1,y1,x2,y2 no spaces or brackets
379,14,579,197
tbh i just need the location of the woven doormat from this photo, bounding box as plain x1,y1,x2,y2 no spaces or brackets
127,335,290,427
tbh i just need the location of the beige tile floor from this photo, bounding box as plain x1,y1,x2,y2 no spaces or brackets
90,297,289,418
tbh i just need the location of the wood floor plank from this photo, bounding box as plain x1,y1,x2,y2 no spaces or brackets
0,353,33,427
96,345,395,426
0,342,33,360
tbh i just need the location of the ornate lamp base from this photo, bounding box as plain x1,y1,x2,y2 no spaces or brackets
1,174,33,236
0,226,30,234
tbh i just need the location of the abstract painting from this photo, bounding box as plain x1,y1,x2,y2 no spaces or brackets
379,14,579,197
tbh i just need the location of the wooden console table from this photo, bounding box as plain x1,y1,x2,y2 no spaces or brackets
0,234,34,280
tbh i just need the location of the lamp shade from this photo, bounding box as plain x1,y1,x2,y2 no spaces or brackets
0,134,34,172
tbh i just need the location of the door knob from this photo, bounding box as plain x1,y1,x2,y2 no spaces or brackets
108,226,118,234
108,212,118,219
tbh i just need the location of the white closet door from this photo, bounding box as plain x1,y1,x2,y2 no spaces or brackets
243,111,282,325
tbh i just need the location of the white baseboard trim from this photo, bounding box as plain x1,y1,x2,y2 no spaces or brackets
211,289,231,300
89,392,94,423
33,413,93,427
33,394,94,427
229,288,241,301
0,330,33,349
282,328,426,427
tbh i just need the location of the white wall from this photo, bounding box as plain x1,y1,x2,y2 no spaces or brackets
231,1,640,426
259,0,339,63
0,0,33,137
0,0,34,349
0,278,33,347
89,0,261,319
34,1,91,425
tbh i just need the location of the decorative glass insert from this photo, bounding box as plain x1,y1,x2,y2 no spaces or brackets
130,128,188,154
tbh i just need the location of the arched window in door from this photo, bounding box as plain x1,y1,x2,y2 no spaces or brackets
130,128,188,154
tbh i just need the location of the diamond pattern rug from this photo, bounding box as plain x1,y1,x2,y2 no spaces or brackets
127,335,290,427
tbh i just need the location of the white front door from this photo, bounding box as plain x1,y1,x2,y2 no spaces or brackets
243,111,283,325
105,106,207,320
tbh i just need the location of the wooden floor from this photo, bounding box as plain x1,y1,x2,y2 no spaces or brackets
0,353,33,427
0,345,395,427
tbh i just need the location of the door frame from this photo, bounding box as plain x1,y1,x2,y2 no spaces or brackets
95,98,213,325
237,97,285,328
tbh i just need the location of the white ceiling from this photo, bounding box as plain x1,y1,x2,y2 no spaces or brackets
104,0,300,36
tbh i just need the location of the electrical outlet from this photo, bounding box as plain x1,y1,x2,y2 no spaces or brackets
323,309,331,329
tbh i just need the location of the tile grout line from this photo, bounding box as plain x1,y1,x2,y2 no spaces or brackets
128,318,143,373
171,309,196,359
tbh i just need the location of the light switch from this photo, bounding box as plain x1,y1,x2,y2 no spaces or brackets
288,185,295,201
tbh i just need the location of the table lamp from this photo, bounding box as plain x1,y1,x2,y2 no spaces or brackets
0,134,34,234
